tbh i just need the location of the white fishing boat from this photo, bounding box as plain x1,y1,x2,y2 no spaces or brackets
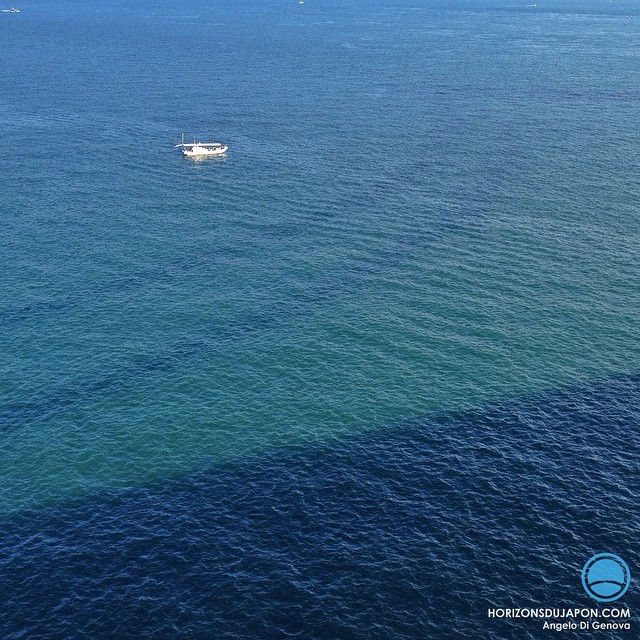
175,134,228,158
1,7,21,11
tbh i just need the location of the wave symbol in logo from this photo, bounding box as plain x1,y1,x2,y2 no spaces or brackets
581,553,631,603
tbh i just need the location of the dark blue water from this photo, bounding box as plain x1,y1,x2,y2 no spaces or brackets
1,374,639,639
1,0,639,636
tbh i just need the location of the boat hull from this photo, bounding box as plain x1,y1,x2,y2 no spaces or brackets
182,146,228,158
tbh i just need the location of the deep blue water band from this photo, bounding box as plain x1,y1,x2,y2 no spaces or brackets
1,372,638,640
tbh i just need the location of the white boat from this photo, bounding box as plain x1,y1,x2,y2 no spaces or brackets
1,7,21,11
175,134,228,158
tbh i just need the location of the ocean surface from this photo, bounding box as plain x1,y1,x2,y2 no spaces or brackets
1,0,639,637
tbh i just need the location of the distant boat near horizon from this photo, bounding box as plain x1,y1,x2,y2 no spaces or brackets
175,133,228,159
1,7,21,11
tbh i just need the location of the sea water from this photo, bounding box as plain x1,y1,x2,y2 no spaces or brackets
1,0,639,637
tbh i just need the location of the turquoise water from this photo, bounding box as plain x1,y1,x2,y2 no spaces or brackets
1,0,639,515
